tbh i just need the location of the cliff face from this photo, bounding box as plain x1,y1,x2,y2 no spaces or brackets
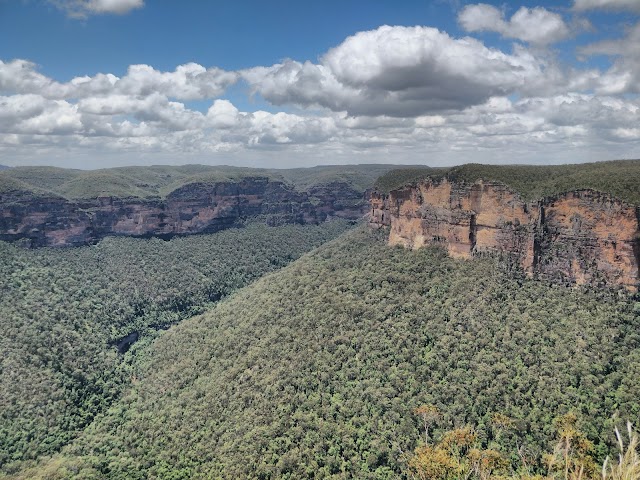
0,177,366,247
370,179,640,291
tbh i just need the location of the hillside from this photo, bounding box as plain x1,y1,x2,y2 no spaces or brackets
374,160,640,205
0,221,353,475
15,226,639,479
0,164,403,199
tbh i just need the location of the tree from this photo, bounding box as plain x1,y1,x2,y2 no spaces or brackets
415,404,440,445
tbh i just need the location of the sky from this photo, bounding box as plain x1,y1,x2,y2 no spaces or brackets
1,0,639,169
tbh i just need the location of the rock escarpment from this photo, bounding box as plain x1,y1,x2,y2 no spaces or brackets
0,177,366,247
370,178,639,291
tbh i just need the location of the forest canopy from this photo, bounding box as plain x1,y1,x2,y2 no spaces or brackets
0,221,353,475
9,226,637,479
375,160,640,205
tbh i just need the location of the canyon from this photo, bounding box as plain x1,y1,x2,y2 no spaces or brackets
0,177,366,247
2,168,639,291
370,178,640,291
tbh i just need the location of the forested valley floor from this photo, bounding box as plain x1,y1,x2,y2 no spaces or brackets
0,220,353,476
4,226,638,479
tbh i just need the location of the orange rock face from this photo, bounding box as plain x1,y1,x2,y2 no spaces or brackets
536,190,639,290
370,179,639,291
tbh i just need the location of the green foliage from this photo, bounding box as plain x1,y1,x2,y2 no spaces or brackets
0,166,78,194
0,220,352,474
374,167,446,192
21,226,637,479
375,160,640,204
0,174,48,196
408,426,508,480
0,164,405,200
276,164,410,193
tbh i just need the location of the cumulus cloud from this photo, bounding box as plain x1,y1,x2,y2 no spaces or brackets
0,95,82,135
244,25,553,117
78,93,204,131
573,0,640,12
2,21,640,168
0,60,238,100
458,4,570,45
51,0,144,18
580,22,640,94
246,111,336,146
207,100,241,129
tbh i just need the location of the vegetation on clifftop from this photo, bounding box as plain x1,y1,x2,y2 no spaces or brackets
375,160,640,205
0,164,406,200
5,160,638,204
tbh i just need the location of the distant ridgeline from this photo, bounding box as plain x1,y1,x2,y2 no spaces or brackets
370,160,640,291
0,164,401,247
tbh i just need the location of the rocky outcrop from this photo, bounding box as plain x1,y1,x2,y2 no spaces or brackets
0,177,366,247
370,178,640,291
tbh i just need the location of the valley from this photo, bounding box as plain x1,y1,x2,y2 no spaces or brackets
0,161,638,479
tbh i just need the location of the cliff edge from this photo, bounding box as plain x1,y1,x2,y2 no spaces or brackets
370,178,639,291
0,177,367,247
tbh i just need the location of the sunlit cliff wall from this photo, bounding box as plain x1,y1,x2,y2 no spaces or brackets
370,178,639,291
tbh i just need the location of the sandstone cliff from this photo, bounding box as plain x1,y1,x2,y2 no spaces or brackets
0,177,366,247
370,178,639,291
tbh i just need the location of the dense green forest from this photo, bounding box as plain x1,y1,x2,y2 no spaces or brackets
0,164,402,199
375,160,640,204
9,226,637,479
0,221,353,475
4,160,638,205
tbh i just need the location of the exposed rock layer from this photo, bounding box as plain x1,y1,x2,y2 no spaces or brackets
370,178,640,291
0,177,366,247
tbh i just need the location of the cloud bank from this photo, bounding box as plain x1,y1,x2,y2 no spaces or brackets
1,17,639,168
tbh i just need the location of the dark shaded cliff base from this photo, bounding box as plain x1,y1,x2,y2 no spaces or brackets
370,162,640,291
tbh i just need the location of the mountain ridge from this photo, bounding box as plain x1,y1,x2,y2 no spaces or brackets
0,164,403,247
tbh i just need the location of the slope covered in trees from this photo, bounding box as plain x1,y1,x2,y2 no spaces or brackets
16,226,638,479
0,221,352,475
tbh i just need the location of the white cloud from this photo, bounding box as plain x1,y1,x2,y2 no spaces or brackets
115,63,237,100
207,100,241,129
0,95,82,135
244,25,551,117
573,0,640,12
78,92,204,131
0,60,64,96
0,60,238,101
580,22,640,94
2,21,640,168
246,111,336,146
51,0,144,18
458,4,570,45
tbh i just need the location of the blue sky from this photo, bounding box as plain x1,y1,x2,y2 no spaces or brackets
1,0,639,168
